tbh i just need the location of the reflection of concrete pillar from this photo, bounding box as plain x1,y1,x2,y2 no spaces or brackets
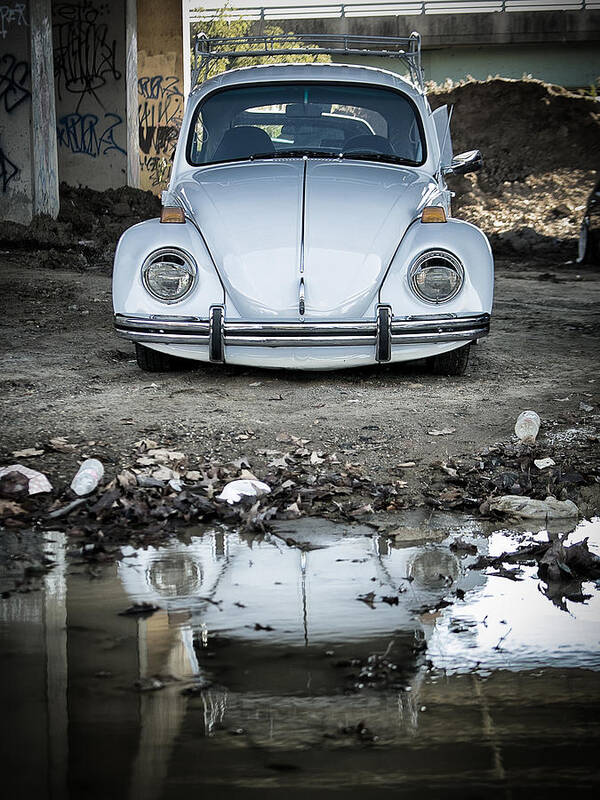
128,612,197,800
30,0,59,217
44,532,68,800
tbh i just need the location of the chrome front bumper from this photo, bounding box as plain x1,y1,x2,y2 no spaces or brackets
114,307,490,363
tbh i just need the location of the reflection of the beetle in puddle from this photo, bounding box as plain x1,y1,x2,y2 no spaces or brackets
117,529,483,771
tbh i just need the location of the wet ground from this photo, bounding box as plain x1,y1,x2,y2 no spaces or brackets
2,514,599,798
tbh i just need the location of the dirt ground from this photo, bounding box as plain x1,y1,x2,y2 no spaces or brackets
1,253,599,522
1,77,599,537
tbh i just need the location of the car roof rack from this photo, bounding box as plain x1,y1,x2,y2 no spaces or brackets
191,31,424,91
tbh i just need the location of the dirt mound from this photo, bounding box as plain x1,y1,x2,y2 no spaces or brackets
430,78,600,257
430,77,600,183
0,184,160,272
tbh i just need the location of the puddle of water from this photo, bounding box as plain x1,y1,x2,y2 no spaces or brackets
1,515,599,797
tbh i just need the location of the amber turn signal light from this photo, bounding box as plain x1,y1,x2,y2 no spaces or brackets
160,206,185,224
421,206,447,223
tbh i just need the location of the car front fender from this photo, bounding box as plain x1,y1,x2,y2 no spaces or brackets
379,218,494,315
112,219,225,316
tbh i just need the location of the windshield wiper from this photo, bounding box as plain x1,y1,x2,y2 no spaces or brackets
341,152,420,167
250,150,338,160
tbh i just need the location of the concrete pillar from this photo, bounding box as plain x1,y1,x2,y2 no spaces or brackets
52,0,128,190
137,0,185,192
30,0,59,218
0,1,34,224
126,0,140,187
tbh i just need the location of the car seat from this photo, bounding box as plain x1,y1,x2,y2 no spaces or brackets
212,126,275,162
344,134,394,155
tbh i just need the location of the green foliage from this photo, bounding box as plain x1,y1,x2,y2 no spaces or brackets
191,5,330,82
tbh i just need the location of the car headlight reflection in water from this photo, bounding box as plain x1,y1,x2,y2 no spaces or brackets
409,250,464,303
142,248,197,302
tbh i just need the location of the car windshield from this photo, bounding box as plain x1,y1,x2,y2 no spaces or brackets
188,82,425,167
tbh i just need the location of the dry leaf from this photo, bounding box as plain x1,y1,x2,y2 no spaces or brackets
153,466,177,481
12,448,44,458
284,501,302,518
427,428,456,436
350,504,374,517
0,499,25,517
133,439,158,450
147,448,185,463
117,470,137,489
49,437,76,453
269,455,291,469
136,456,157,466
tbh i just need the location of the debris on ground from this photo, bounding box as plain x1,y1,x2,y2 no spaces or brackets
489,495,579,520
217,479,271,504
425,411,599,516
0,465,52,495
514,410,541,444
71,458,105,496
0,401,597,563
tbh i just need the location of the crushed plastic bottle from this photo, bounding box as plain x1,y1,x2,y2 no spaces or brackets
70,458,104,496
514,410,541,444
217,479,271,504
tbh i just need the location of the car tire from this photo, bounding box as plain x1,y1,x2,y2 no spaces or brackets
135,343,191,372
578,218,599,265
429,344,470,376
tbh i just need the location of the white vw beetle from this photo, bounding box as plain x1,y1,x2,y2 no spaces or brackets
113,34,493,374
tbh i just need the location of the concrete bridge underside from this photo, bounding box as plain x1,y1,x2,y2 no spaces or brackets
267,10,600,86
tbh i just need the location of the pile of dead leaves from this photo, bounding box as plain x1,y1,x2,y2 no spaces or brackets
0,436,414,560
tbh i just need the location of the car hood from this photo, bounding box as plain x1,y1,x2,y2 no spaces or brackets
176,159,438,320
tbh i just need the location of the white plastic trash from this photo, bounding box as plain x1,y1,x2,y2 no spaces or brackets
217,479,271,505
489,495,578,520
71,459,104,496
0,464,52,495
514,410,541,444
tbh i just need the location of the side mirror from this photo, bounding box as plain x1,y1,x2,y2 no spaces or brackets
444,149,483,176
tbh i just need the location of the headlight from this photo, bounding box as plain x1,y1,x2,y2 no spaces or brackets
409,250,464,303
142,248,197,302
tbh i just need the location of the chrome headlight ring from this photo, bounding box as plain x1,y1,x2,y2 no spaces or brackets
408,249,465,304
141,247,198,304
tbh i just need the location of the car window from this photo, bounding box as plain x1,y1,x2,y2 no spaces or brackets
188,83,425,166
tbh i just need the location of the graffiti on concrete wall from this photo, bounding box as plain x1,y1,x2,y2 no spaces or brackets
0,50,30,192
53,0,125,172
53,1,120,111
0,143,19,191
0,3,27,39
0,52,30,112
56,111,125,157
138,73,183,189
